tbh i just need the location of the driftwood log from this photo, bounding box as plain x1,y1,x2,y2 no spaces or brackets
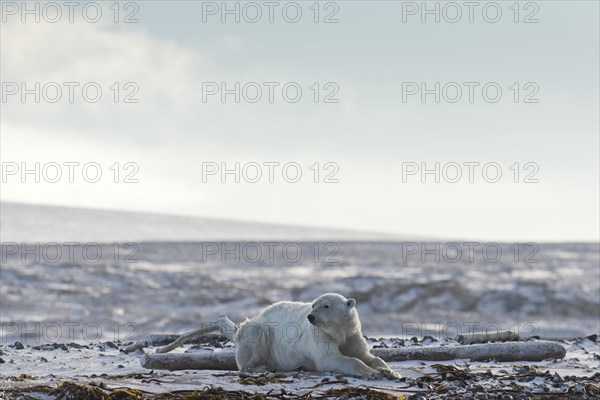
140,341,566,371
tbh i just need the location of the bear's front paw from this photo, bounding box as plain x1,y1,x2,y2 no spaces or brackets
377,367,400,380
356,367,382,380
364,371,382,380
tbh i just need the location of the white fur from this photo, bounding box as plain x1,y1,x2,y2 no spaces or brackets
235,293,399,379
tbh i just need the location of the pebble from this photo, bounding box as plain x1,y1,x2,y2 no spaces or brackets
422,335,437,344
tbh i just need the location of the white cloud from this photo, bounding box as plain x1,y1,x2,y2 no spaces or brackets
1,6,598,241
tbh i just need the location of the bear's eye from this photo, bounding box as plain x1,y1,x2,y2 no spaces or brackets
311,304,315,309
324,305,329,309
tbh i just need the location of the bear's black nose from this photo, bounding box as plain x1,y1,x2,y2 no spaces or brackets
307,314,315,323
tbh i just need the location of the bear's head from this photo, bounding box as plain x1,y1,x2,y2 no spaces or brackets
307,293,357,328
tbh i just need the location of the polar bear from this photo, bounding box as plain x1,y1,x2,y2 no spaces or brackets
234,293,399,379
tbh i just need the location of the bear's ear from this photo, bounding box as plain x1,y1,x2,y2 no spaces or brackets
346,298,356,309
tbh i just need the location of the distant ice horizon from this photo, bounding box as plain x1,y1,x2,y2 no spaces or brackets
0,201,424,243
2,201,598,244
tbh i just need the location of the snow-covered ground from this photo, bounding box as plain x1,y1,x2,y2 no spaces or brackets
0,336,598,399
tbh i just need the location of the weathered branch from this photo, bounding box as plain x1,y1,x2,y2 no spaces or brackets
140,341,566,371
154,316,237,354
124,333,228,353
125,316,237,353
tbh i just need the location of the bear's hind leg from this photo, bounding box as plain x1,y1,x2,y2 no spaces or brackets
235,340,265,371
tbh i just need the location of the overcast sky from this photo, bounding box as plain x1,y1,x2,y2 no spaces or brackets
1,1,598,241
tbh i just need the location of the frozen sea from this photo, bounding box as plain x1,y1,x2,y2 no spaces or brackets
1,202,598,344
